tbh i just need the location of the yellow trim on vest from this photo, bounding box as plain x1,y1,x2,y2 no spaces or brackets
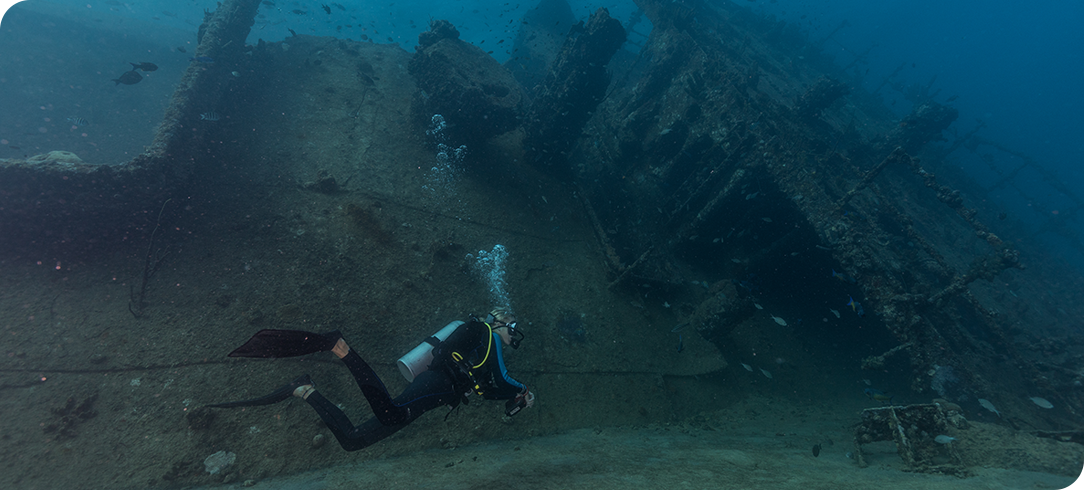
473,322,495,369
449,323,495,394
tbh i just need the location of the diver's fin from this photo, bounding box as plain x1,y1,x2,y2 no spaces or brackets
226,329,341,358
206,374,313,408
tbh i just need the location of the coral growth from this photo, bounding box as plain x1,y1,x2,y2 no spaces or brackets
42,394,98,440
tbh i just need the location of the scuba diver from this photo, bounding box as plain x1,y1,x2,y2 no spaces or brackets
207,308,535,451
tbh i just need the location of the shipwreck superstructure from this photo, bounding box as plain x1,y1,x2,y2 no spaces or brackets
1,0,1082,485
555,0,1080,431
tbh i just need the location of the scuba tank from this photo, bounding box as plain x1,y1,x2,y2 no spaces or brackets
396,321,463,382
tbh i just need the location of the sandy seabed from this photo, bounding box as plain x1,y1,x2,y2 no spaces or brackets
191,424,1079,490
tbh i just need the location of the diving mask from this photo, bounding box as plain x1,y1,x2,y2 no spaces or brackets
485,309,523,349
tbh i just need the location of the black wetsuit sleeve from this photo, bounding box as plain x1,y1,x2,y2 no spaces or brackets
482,335,526,400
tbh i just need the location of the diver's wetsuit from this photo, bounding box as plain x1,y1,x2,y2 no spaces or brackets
303,320,526,451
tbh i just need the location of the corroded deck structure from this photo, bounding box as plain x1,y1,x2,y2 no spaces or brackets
566,0,1077,430
1,0,1079,440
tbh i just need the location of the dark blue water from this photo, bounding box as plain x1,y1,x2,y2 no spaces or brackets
744,0,1084,269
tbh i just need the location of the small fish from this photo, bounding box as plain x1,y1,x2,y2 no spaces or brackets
112,70,142,85
978,398,1001,417
189,56,215,63
200,112,221,121
770,315,787,326
831,269,856,283
934,435,956,444
761,217,772,222
741,363,753,372
1029,397,1054,409
812,444,821,457
745,192,758,200
760,368,773,379
231,71,241,77
829,308,840,318
177,46,187,53
754,303,763,310
321,4,331,14
291,9,305,15
677,335,684,353
847,296,865,317
862,379,871,386
66,116,88,127
864,388,892,403
129,62,158,71
733,278,758,292
670,322,688,333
